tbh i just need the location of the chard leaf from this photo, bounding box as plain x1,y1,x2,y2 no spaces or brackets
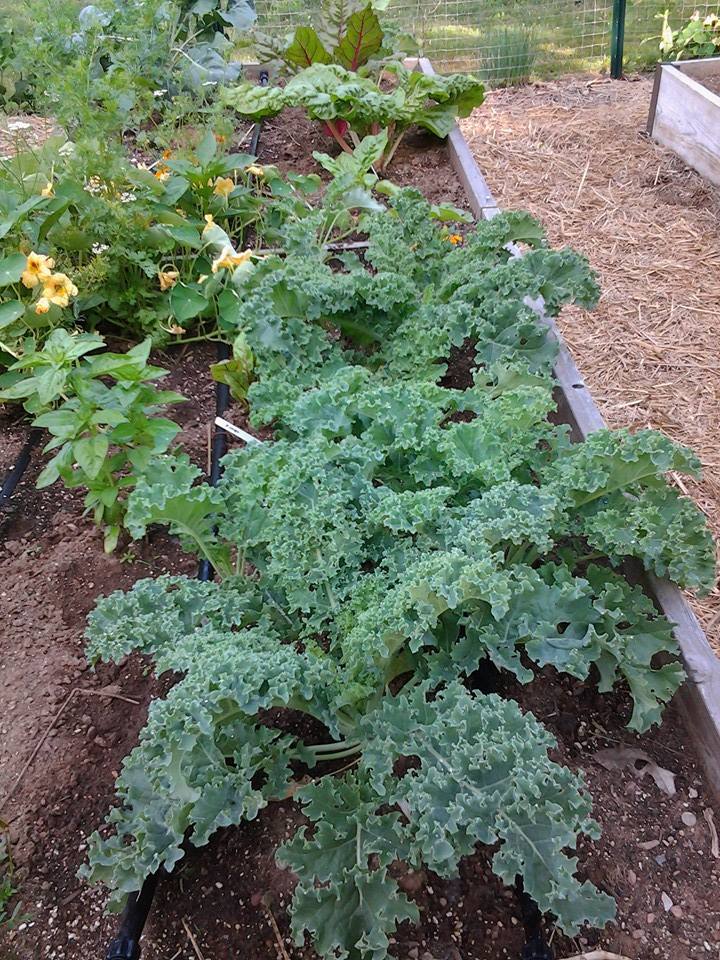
335,5,383,69
285,26,333,68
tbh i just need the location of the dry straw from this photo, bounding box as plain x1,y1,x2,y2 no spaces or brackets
461,75,720,651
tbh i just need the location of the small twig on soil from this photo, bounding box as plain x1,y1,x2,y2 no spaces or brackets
703,807,720,858
182,917,206,960
558,953,632,960
261,895,292,960
2,687,139,806
573,157,591,207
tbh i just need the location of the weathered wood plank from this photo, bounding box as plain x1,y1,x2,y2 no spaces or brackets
651,62,720,187
419,59,720,799
676,54,720,82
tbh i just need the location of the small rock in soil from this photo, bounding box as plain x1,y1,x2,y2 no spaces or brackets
681,811,697,827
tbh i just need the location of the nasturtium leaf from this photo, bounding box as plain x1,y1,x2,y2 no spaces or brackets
169,283,208,323
0,253,27,286
0,300,25,327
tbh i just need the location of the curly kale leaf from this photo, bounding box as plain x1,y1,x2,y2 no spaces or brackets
81,683,311,909
279,682,614,960
579,484,716,593
124,454,231,575
279,774,419,960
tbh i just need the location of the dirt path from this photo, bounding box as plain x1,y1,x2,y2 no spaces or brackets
461,73,720,653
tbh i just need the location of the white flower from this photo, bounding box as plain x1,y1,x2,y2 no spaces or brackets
120,191,137,203
6,120,32,132
153,89,168,97
58,141,76,157
91,243,109,255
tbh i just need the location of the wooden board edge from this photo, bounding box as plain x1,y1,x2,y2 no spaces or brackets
674,54,720,81
663,62,720,108
417,57,720,798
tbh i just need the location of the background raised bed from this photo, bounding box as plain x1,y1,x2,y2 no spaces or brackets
648,56,720,187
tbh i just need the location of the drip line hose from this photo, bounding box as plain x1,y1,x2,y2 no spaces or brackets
104,80,268,960
517,877,554,960
0,427,42,512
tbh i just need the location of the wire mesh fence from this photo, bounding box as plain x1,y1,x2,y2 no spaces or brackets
254,0,720,83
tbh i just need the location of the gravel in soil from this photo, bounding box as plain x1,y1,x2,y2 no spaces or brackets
2,93,720,960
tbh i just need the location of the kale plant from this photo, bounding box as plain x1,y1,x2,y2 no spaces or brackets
80,191,715,958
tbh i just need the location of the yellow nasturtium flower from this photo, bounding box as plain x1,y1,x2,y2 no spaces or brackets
245,164,265,178
211,245,252,274
22,252,55,289
39,272,78,309
35,297,51,315
202,214,215,237
41,181,54,198
158,269,179,291
213,176,234,199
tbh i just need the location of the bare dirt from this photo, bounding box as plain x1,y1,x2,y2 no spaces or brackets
1,87,720,960
699,74,720,99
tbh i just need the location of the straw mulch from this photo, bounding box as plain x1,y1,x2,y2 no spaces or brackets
461,75,720,652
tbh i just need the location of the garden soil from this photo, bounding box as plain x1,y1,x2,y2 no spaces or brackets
1,83,720,960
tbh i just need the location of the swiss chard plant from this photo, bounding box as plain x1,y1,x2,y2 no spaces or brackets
223,61,485,168
79,189,716,957
248,0,419,76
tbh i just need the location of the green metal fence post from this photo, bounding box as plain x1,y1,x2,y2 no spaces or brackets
610,0,627,78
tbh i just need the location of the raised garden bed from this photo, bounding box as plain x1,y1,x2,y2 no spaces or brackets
647,56,720,187
2,68,720,960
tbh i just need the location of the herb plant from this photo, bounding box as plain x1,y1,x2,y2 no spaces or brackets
80,191,716,957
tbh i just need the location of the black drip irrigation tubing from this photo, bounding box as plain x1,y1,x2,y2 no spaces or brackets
0,427,42,512
106,68,553,959
105,77,268,960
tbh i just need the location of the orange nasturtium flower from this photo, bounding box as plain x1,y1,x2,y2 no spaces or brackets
213,176,235,199
446,234,463,245
214,133,226,144
154,164,170,181
162,149,173,160
211,245,252,274
35,272,78,314
21,252,55,289
158,269,180,291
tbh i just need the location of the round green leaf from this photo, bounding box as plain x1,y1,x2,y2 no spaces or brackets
0,253,27,286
